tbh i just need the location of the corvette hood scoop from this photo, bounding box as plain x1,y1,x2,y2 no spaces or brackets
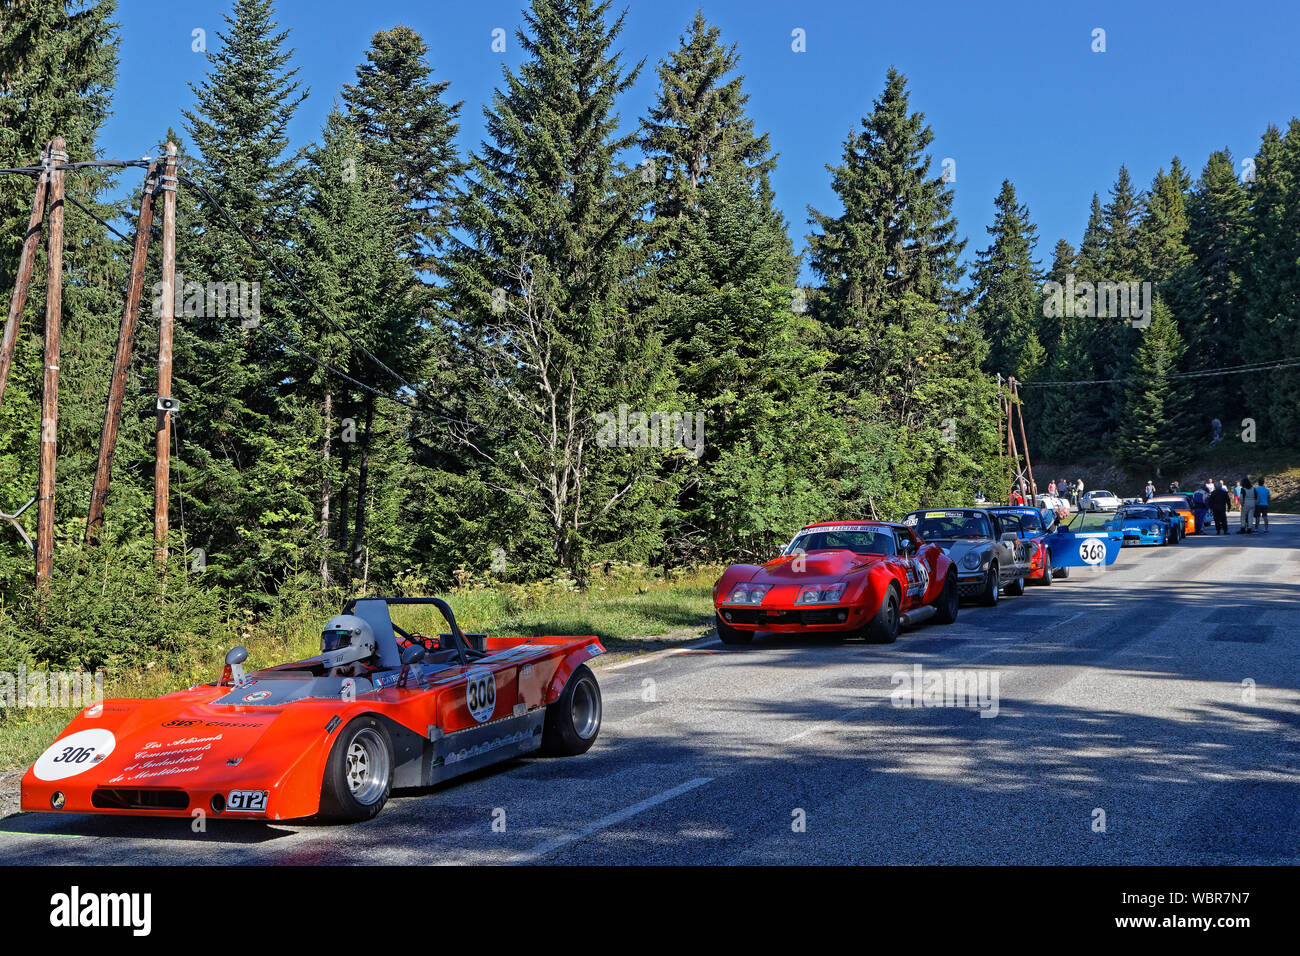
756,550,874,580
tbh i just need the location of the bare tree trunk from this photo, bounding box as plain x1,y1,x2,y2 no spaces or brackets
319,389,333,586
350,392,374,574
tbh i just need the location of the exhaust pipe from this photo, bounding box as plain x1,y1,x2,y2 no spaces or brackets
899,605,937,628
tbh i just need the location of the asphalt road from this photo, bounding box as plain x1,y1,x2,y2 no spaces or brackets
3,515,1298,865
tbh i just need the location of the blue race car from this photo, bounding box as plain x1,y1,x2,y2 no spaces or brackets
988,505,1069,583
1114,503,1176,546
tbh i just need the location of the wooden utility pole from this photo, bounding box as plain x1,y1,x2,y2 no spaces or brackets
35,136,67,585
0,144,51,411
153,143,178,561
1010,378,1036,498
86,160,160,542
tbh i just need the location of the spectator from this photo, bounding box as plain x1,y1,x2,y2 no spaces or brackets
1169,479,1180,494
1237,478,1256,534
1210,418,1223,444
1048,479,1057,496
1233,480,1242,509
1209,481,1230,534
1254,477,1270,532
1143,480,1155,501
1075,478,1085,503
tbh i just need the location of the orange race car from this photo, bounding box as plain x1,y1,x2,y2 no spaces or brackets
1147,495,1198,534
21,597,604,823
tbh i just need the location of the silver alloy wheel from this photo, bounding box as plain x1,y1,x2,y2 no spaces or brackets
570,678,601,740
344,728,390,806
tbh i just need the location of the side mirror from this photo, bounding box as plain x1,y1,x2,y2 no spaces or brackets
225,645,249,687
401,644,427,666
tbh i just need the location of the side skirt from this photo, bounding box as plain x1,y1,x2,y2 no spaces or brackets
387,711,546,789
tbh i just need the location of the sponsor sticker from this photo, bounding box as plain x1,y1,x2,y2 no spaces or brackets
242,690,271,703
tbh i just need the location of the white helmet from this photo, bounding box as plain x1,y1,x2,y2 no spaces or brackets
321,615,377,670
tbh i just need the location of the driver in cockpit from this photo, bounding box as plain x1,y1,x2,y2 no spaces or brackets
320,615,378,678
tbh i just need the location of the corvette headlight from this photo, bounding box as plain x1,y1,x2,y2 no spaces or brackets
725,583,771,605
794,583,847,605
962,552,981,570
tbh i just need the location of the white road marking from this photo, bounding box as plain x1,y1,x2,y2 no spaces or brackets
508,776,713,863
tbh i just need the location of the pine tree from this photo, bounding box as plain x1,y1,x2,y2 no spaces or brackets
807,68,995,515
342,25,465,276
175,0,312,595
1240,120,1300,444
971,179,1045,382
1182,149,1247,422
640,13,780,262
1115,298,1189,475
293,109,413,584
447,0,671,576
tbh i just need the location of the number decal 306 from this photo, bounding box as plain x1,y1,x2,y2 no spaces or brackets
228,790,268,812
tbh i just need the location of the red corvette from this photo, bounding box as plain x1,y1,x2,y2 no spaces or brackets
713,521,958,645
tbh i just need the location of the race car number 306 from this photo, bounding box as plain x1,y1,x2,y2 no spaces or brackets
466,670,497,723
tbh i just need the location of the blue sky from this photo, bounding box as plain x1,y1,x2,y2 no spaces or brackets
102,0,1300,282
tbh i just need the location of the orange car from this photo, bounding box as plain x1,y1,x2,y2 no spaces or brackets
22,597,604,823
1148,496,1196,534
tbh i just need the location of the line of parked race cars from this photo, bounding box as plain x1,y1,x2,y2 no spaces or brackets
18,493,1203,828
713,493,1205,646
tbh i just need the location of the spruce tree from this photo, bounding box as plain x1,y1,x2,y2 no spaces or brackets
1115,298,1189,475
447,0,670,576
971,179,1045,382
807,68,995,515
176,0,312,595
1240,120,1300,444
342,26,465,276
640,12,780,262
1182,149,1247,422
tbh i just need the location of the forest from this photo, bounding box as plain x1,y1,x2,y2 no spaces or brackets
1,0,1298,671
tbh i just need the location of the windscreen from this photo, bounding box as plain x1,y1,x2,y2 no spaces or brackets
906,511,991,540
785,527,894,556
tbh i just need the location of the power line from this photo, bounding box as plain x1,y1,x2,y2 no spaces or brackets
177,173,418,396
54,161,501,437
1019,355,1300,387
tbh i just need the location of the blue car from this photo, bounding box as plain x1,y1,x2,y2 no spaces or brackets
1115,504,1176,546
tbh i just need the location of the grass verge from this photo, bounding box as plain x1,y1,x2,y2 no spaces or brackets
0,563,720,774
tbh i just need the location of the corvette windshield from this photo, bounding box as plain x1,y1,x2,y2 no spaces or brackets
785,529,894,556
908,512,991,540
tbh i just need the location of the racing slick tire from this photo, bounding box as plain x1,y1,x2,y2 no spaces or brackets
1005,570,1026,596
715,613,754,645
931,569,960,624
1052,565,1070,580
1037,552,1054,586
863,584,901,644
319,715,394,823
979,563,1000,607
540,664,602,757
